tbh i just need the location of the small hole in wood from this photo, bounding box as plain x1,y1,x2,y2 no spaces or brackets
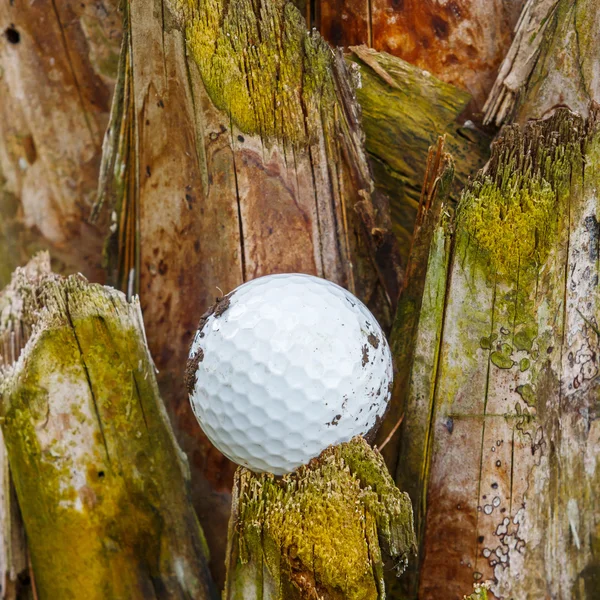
4,27,20,44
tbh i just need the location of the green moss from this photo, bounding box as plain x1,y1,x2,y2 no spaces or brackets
234,438,415,598
460,172,557,276
458,111,582,279
171,0,336,144
0,273,213,599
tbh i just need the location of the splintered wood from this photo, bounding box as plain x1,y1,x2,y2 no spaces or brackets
395,108,600,598
0,256,215,599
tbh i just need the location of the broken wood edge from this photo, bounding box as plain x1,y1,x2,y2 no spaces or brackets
224,436,416,599
0,256,216,599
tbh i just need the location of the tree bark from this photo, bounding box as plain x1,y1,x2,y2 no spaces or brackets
393,107,600,598
0,440,28,600
0,0,122,286
0,254,215,599
347,46,489,261
484,0,600,126
94,0,402,583
224,437,416,599
296,0,525,114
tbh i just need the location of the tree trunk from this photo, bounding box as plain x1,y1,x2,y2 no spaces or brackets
393,106,600,599
94,0,402,582
223,437,416,599
0,254,215,599
0,0,122,286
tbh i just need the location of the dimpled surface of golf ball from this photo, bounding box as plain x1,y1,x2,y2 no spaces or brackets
187,273,393,475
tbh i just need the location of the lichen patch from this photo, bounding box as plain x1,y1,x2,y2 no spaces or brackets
233,437,416,598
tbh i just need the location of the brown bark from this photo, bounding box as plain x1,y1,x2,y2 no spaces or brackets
0,0,122,285
297,0,526,113
94,0,402,585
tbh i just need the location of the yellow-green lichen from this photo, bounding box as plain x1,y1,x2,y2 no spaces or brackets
458,111,583,278
233,437,415,599
464,581,491,600
170,0,337,144
459,170,558,276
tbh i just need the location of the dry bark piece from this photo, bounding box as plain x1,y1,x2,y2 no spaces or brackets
394,107,600,598
224,437,416,599
0,0,122,285
0,255,215,599
484,0,600,125
348,46,489,260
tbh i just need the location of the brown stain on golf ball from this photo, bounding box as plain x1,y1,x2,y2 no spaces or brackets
367,332,380,349
362,344,370,367
185,292,233,396
185,348,204,396
213,292,232,317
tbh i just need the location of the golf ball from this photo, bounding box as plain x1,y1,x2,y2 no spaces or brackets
186,273,393,475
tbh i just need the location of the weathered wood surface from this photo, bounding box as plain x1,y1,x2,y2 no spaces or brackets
0,438,28,600
393,108,600,598
297,0,525,112
484,0,600,126
0,0,122,285
376,139,454,484
348,46,489,260
94,0,401,583
224,437,416,600
0,255,215,599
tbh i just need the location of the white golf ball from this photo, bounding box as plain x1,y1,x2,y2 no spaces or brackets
186,273,393,475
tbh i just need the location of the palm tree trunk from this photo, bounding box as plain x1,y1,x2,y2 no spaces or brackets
0,254,216,599
393,106,600,599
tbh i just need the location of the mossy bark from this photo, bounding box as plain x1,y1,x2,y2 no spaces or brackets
347,46,489,262
0,255,215,599
375,139,455,494
224,437,416,599
393,107,600,598
95,0,402,584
